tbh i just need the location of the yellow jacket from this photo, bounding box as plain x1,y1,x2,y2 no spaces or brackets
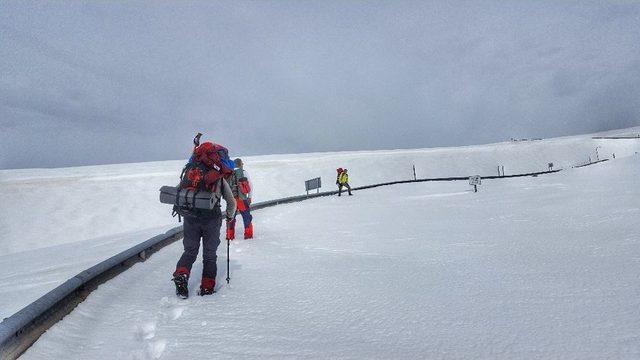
338,172,349,184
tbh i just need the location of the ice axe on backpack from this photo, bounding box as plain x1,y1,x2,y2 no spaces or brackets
193,132,203,148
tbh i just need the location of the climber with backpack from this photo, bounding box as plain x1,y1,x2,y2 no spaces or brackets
227,158,254,240
337,168,352,196
168,137,236,298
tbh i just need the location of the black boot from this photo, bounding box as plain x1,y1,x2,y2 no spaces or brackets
172,274,189,299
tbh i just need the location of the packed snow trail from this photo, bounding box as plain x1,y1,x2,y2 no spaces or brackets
22,156,640,359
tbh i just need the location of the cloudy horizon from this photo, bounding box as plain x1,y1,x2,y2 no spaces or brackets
2,1,640,170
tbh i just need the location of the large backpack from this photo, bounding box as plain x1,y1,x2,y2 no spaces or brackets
232,168,251,200
172,142,233,219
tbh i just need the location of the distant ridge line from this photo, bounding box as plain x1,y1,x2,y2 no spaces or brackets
593,136,640,139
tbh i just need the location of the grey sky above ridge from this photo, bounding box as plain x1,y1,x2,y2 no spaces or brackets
1,1,640,169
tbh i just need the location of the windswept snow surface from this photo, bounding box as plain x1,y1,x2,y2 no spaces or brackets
1,131,640,320
23,155,640,359
0,129,639,325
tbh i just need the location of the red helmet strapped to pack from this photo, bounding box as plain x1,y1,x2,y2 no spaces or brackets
337,168,343,174
193,142,234,176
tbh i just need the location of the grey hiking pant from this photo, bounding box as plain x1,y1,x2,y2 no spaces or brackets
176,214,222,279
338,183,352,196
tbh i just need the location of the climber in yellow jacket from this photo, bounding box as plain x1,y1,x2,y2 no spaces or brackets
337,168,352,196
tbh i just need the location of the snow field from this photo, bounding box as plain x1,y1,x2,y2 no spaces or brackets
1,129,639,320
3,130,639,256
0,227,170,318
22,155,640,359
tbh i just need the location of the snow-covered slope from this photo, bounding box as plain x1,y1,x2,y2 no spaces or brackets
0,129,639,320
23,155,640,359
2,128,639,256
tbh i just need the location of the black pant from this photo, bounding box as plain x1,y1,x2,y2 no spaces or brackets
338,183,352,196
176,214,222,279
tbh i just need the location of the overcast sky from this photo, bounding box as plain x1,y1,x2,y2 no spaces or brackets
1,1,640,169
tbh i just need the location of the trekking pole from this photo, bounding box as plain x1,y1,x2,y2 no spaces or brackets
226,238,230,284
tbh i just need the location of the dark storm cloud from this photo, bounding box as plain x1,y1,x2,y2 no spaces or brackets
1,1,639,169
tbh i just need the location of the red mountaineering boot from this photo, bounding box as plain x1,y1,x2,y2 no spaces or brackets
199,277,216,296
244,223,253,239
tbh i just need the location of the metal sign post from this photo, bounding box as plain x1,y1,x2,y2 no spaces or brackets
469,175,482,193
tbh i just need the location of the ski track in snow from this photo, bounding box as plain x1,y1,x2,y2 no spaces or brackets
21,156,640,359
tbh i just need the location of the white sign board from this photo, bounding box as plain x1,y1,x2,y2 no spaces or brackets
469,175,482,186
305,177,322,194
305,177,321,191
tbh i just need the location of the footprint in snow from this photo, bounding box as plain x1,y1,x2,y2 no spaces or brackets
169,306,185,320
134,321,156,341
147,339,167,359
